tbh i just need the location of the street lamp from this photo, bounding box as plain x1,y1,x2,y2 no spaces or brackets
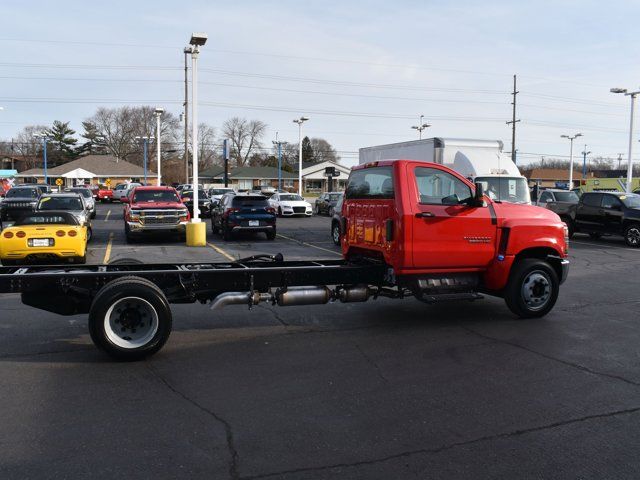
293,116,309,196
154,107,164,186
135,136,155,185
411,115,431,140
581,145,591,179
33,132,52,185
272,132,283,191
183,46,192,184
610,87,640,192
560,133,582,189
183,32,208,246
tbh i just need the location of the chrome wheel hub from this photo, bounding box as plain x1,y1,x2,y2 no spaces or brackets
521,271,551,311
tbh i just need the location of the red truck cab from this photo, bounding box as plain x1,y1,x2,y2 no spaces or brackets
342,160,569,317
123,186,190,242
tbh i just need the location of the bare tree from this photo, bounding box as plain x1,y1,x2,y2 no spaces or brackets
309,138,340,163
222,117,267,167
14,125,49,169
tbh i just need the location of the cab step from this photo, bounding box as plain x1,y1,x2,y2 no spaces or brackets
417,292,484,303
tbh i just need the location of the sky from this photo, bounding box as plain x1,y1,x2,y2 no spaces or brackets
1,0,639,168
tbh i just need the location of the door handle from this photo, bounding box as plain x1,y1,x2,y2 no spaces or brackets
415,212,435,218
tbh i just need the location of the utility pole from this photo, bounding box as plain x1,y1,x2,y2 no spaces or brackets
183,47,191,184
222,139,230,187
506,74,520,164
617,153,624,170
581,145,591,179
272,132,284,191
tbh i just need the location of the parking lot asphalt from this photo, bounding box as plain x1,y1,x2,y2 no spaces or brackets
2,203,640,479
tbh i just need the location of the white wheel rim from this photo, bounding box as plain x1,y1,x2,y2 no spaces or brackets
521,270,551,311
104,296,159,349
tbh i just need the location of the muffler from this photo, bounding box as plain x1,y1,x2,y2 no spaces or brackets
276,286,332,306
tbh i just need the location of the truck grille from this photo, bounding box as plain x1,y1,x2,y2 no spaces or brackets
136,210,183,225
293,207,306,214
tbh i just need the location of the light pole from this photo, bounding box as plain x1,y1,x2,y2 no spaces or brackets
183,47,192,184
272,132,283,191
135,136,154,185
34,133,52,185
411,115,431,140
561,133,582,189
293,116,309,196
611,87,640,192
184,32,208,246
154,107,164,186
581,145,591,179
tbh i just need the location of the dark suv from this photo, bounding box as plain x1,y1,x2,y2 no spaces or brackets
0,186,41,222
562,191,640,247
315,192,343,216
211,193,276,240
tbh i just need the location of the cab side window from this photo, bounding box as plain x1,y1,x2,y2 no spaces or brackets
539,192,553,203
415,167,472,205
602,195,622,210
582,193,602,207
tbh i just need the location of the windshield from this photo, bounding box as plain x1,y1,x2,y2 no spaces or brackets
133,190,180,203
69,188,92,198
279,194,303,201
328,193,342,201
6,188,38,199
476,177,531,204
621,194,640,208
38,196,84,210
210,188,233,195
554,191,579,202
181,190,208,199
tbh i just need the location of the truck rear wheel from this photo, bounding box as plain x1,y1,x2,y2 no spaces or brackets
88,276,172,361
504,258,559,318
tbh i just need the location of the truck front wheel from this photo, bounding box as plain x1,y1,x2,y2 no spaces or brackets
88,276,172,361
504,258,559,318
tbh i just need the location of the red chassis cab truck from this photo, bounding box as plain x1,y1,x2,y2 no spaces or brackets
341,160,569,318
0,160,569,360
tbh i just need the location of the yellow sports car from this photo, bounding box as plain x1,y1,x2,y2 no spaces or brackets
0,211,88,265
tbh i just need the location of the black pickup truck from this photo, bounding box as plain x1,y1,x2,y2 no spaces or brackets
558,191,640,247
0,186,41,222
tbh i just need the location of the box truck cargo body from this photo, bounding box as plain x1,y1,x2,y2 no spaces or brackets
359,138,530,204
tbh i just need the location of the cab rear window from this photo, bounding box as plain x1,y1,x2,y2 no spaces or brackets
345,167,394,199
232,196,268,207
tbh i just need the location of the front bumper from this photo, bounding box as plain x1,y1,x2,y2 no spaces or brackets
127,221,188,233
281,209,312,216
559,258,569,284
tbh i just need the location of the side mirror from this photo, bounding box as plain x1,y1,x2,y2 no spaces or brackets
474,182,485,206
545,198,553,203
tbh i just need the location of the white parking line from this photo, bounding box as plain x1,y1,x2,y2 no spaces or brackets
104,210,111,222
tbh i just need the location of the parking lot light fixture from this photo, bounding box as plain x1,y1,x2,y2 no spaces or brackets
611,86,640,192
34,132,52,185
411,115,431,140
135,136,155,185
154,108,164,186
560,133,582,189
293,116,309,196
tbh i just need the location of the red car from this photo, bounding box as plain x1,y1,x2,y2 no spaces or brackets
123,186,190,242
90,184,114,202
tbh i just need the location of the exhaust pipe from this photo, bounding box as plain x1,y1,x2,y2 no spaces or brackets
209,292,251,310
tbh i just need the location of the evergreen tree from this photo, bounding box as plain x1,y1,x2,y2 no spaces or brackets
76,120,107,155
301,136,314,163
45,120,78,164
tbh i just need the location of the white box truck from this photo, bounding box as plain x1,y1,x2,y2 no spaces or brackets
359,138,530,204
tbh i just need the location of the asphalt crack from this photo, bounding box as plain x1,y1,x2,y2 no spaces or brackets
353,343,388,383
240,405,640,479
460,325,640,388
147,365,240,480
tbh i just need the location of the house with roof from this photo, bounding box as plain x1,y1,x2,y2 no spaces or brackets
524,168,592,189
16,155,154,188
300,160,351,193
199,166,299,191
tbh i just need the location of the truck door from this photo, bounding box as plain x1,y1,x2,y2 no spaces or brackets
575,193,603,231
411,166,496,269
600,194,624,234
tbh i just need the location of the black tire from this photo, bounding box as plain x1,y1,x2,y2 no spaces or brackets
589,232,602,240
331,222,341,246
315,205,320,215
75,252,87,264
561,217,575,239
504,258,559,318
278,207,283,217
91,211,97,219
211,218,219,234
1,259,16,266
109,257,143,265
222,222,232,241
624,223,640,248
266,229,276,240
88,276,172,361
329,206,335,217
86,227,93,243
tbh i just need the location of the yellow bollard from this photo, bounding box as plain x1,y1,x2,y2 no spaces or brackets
186,221,207,247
